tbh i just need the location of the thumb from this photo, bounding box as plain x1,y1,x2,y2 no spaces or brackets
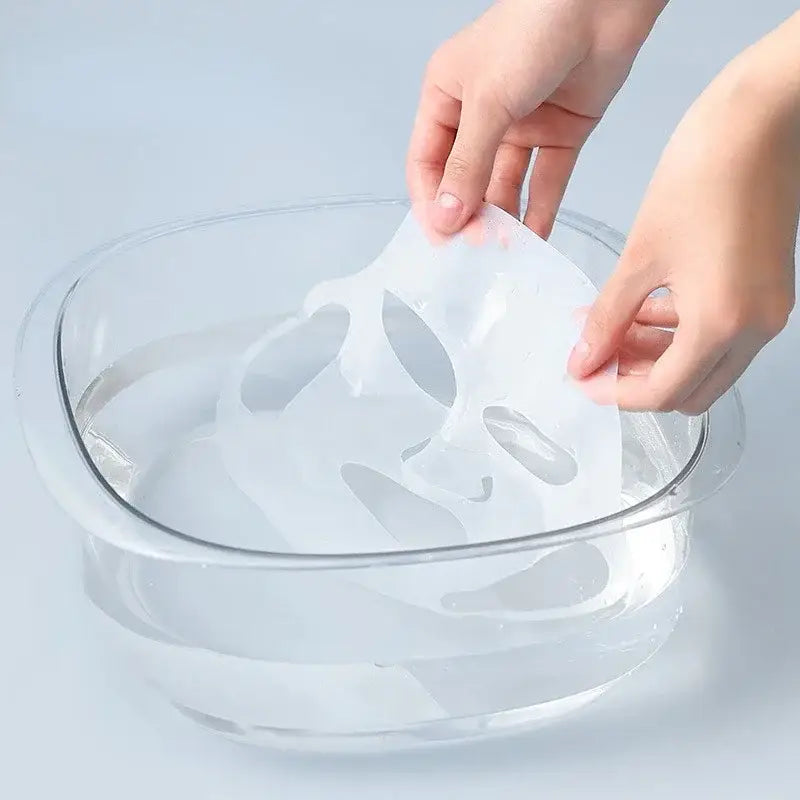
568,250,656,378
432,95,512,234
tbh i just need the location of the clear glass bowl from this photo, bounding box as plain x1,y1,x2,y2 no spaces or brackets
15,197,744,751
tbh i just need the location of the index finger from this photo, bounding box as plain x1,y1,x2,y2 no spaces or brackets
406,82,459,206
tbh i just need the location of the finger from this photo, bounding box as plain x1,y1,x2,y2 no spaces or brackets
523,146,581,239
618,354,658,377
635,294,678,328
575,328,672,396
406,84,459,207
615,323,729,412
462,214,488,246
575,367,617,405
678,345,759,416
619,322,673,361
485,142,533,219
433,95,513,234
576,332,671,403
568,255,658,379
504,104,598,150
574,302,676,361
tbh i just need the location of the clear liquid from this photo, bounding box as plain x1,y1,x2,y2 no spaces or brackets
84,528,685,746
74,324,689,746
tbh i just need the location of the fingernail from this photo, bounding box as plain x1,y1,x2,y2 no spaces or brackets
573,338,590,359
567,338,591,377
572,306,590,326
437,192,461,211
434,192,463,230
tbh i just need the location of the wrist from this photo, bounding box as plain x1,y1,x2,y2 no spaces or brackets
592,0,668,52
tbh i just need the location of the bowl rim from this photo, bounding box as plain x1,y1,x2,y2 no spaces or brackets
20,196,744,568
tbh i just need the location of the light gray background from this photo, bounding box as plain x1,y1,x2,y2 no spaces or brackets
2,1,799,797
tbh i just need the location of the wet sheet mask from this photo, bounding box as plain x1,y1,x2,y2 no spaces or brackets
216,204,625,612
216,203,622,551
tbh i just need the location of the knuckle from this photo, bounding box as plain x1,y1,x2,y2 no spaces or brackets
756,294,794,338
444,152,474,183
619,235,658,278
491,157,524,190
466,81,516,125
700,294,747,341
469,80,507,111
707,292,794,342
426,39,454,76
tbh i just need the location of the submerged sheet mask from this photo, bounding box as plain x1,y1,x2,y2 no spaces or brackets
215,203,623,575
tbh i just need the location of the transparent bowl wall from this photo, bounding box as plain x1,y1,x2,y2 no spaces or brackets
16,198,744,751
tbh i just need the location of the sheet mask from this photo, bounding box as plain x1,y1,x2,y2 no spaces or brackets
215,204,625,613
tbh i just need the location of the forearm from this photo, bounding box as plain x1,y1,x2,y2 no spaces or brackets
725,11,800,131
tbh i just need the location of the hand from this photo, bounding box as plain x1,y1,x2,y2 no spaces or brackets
569,16,800,414
406,0,667,238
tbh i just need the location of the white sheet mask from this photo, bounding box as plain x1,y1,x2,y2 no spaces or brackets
215,204,627,614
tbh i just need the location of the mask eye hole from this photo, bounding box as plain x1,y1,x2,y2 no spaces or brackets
483,405,577,485
382,291,457,408
241,305,349,413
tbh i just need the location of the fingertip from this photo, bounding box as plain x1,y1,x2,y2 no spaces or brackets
567,338,593,378
411,200,448,245
523,210,555,240
574,371,617,406
572,306,590,327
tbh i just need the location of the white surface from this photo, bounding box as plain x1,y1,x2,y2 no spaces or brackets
2,1,798,796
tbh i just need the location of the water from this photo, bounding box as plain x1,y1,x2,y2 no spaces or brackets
71,311,690,747
79,401,686,744
84,525,685,746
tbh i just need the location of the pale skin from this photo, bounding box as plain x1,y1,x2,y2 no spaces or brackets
407,1,800,414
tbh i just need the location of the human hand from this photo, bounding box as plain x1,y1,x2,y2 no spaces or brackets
406,0,667,238
569,14,800,414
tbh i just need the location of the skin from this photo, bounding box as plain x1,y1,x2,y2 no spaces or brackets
407,3,800,414
407,0,668,238
568,13,800,413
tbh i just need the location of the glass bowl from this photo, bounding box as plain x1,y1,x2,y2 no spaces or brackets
15,197,744,751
